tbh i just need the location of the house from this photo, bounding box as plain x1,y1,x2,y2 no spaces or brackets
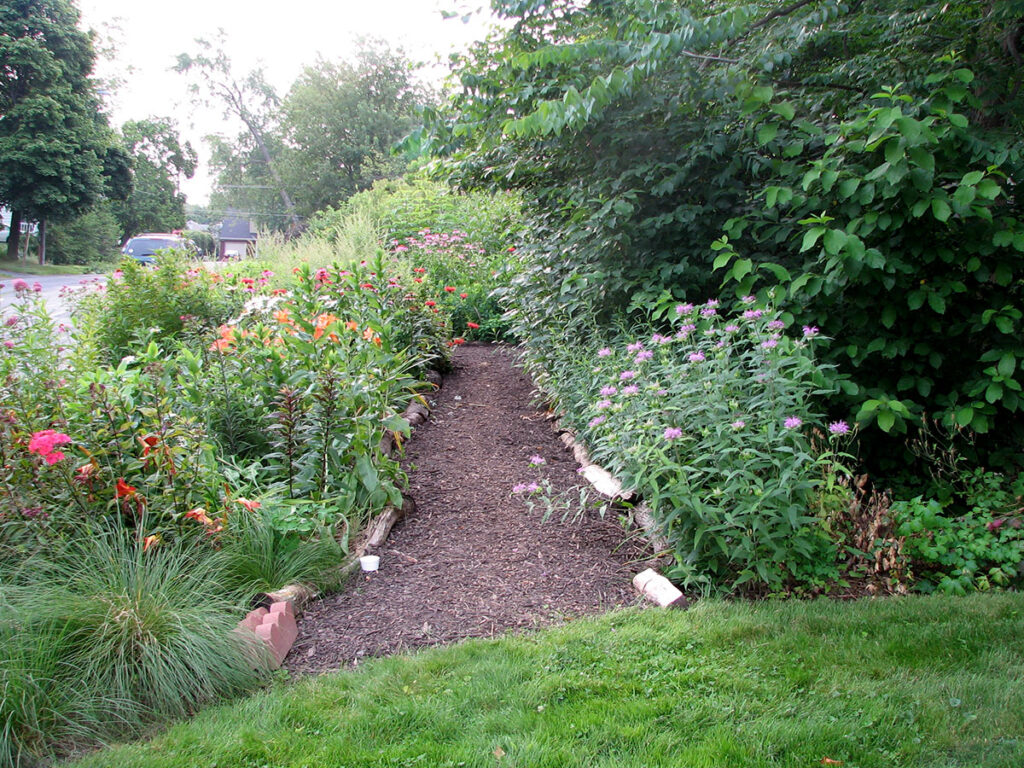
218,214,258,259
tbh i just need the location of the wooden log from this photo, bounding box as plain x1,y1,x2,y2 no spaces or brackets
365,497,415,549
632,568,688,609
425,369,443,388
263,583,316,615
633,503,671,554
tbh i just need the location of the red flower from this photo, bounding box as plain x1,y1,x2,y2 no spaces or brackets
444,286,456,293
452,337,466,345
467,322,480,329
115,478,137,498
413,267,426,273
139,435,160,457
425,300,436,307
236,498,261,512
459,293,468,299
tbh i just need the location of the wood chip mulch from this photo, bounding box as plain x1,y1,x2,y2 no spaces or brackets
285,342,648,675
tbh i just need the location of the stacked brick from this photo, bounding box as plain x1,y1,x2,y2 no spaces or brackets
237,601,298,668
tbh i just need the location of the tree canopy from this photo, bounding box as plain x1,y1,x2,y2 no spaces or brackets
420,0,1024,470
0,0,128,257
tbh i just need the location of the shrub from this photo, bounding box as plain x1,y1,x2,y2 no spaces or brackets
310,176,523,255
74,253,244,362
45,204,121,266
891,468,1024,594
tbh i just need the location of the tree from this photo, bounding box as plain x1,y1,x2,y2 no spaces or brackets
279,39,433,217
0,0,128,262
423,0,1024,470
175,32,300,233
109,118,197,239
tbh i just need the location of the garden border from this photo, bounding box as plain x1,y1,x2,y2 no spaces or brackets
236,370,443,666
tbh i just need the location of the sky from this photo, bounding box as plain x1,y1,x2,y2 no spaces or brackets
77,0,498,205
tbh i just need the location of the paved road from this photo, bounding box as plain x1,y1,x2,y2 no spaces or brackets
0,272,106,328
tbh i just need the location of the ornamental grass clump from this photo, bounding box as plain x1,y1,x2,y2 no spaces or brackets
551,297,852,593
0,526,267,767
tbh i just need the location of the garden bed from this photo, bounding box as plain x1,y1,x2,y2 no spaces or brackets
286,342,649,674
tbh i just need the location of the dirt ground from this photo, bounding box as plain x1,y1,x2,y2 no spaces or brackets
286,342,649,675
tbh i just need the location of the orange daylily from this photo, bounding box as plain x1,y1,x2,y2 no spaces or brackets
143,534,160,552
184,507,215,526
313,313,339,341
235,498,261,512
273,308,292,325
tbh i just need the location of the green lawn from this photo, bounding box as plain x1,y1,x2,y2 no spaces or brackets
63,593,1024,768
0,258,105,276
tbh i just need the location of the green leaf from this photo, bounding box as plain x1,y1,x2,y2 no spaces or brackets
757,122,779,144
955,406,975,426
838,178,860,199
800,227,826,252
931,198,951,222
877,410,896,432
771,101,796,121
961,170,984,186
976,178,1000,200
926,292,946,314
823,229,847,255
997,354,1016,377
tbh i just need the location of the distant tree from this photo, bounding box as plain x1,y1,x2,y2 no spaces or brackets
0,0,128,262
280,39,433,216
110,118,197,239
175,32,300,233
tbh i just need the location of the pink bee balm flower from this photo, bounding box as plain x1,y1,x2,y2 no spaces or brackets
597,347,612,357
589,415,607,427
784,416,803,429
828,420,850,435
688,352,705,363
731,419,746,429
664,427,683,440
619,370,636,380
599,385,617,396
676,303,694,315
596,399,613,409
627,341,644,352
803,325,819,338
28,430,72,456
622,385,639,395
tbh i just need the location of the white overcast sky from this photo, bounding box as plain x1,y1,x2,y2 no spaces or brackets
77,0,497,204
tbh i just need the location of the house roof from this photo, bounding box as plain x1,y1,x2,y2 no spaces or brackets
220,215,257,241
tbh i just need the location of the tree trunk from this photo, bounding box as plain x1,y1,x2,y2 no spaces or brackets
37,219,46,265
239,113,301,235
6,210,22,259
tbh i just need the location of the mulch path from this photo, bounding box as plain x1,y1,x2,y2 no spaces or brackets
286,342,648,675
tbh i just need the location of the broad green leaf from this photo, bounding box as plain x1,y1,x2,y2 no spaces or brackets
931,198,951,222
801,226,826,252
877,409,896,432
823,229,847,255
757,122,779,144
926,291,946,314
771,101,796,120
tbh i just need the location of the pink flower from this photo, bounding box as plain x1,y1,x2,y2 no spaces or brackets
28,430,72,457
45,451,65,465
600,385,618,396
828,420,850,435
12,279,28,292
3,340,13,349
619,370,636,380
664,427,683,440
597,347,612,357
784,416,803,429
688,352,705,363
622,385,639,395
